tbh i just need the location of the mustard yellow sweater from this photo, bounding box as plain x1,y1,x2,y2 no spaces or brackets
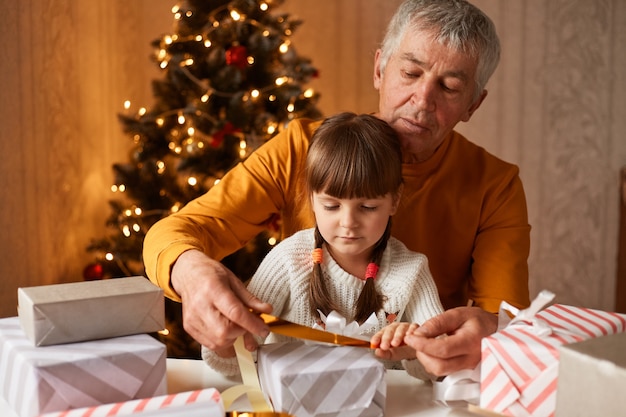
143,118,531,313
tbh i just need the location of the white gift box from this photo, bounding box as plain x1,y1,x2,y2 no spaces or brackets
555,331,626,417
39,388,223,417
18,276,164,346
0,317,167,417
257,342,386,417
479,296,626,417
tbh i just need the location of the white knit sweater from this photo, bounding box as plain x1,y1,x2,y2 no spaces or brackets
202,228,444,378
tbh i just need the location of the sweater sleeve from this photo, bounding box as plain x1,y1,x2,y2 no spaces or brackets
142,119,318,301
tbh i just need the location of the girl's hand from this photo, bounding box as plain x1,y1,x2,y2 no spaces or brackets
371,322,418,361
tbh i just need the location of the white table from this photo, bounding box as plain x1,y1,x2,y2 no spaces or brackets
1,358,477,416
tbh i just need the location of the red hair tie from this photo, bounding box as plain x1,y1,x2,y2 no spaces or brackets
312,248,323,264
365,263,379,280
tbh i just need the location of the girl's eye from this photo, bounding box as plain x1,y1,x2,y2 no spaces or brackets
362,206,377,212
323,205,339,211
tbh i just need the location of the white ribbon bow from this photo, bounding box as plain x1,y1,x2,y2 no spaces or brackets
313,310,378,339
433,290,557,408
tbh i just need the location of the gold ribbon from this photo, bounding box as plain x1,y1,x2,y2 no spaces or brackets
220,337,274,413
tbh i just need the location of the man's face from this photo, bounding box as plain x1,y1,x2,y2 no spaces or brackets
374,28,487,162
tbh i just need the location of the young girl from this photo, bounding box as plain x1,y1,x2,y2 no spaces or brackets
202,112,444,378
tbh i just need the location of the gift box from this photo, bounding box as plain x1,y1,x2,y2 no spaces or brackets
555,331,626,417
39,388,223,417
18,276,164,346
257,342,386,417
0,317,167,417
479,291,626,417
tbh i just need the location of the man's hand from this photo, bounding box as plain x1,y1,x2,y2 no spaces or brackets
403,307,497,376
171,249,273,351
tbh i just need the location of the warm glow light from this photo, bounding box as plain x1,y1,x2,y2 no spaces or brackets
230,10,241,21
204,39,212,48
240,140,247,149
251,89,260,98
122,225,131,237
267,124,276,135
279,41,290,53
134,207,142,215
185,10,192,17
138,107,147,116
171,203,180,213
201,94,210,102
269,95,276,102
156,118,164,127
188,177,198,186
157,160,166,174
178,114,185,124
262,30,270,37
304,88,314,98
157,49,167,60
287,103,295,112
164,36,173,45
105,252,114,261
247,56,255,65
124,209,132,217
187,127,195,136
171,5,180,13
214,179,221,186
195,35,202,41
124,100,131,110
268,237,277,246
158,328,170,336
275,76,288,86
259,3,268,11
132,223,141,232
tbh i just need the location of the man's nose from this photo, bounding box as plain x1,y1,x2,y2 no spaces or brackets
411,79,437,112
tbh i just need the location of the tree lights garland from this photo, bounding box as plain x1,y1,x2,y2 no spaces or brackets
85,0,321,281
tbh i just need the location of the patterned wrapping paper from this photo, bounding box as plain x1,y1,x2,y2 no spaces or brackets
0,317,167,417
257,342,386,417
479,301,626,417
38,388,223,417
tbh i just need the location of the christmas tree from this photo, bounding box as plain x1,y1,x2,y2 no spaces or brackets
84,0,322,357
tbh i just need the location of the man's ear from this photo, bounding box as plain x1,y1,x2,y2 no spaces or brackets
373,49,383,90
461,89,488,122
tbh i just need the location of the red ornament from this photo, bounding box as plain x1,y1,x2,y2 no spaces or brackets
225,45,248,69
211,122,240,147
83,262,104,280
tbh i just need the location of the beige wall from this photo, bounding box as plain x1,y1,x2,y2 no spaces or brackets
1,0,624,318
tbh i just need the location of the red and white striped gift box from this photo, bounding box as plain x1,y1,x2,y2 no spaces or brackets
479,299,626,417
38,388,223,417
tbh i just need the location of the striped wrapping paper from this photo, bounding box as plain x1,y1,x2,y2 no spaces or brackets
479,303,626,417
39,388,223,417
0,317,166,417
257,342,386,417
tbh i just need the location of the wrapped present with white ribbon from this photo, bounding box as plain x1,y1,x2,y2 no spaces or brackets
38,388,223,417
0,317,166,417
477,290,626,417
257,341,386,417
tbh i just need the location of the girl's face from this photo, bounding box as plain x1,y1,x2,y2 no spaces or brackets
312,191,399,265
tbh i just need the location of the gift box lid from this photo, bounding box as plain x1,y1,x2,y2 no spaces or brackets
18,276,164,346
